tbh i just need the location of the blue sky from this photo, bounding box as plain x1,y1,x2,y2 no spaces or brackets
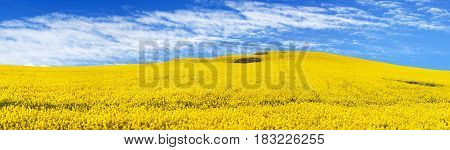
0,0,449,70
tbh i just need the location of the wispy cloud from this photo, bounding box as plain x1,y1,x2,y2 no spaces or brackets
422,7,450,19
357,0,402,8
405,0,432,6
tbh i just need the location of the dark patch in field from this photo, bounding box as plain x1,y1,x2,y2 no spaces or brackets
254,52,269,55
0,100,91,111
234,57,262,63
259,99,286,106
0,101,17,108
390,79,443,87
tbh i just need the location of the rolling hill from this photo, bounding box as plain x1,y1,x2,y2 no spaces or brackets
1,51,449,129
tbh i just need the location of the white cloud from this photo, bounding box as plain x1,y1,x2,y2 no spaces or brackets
353,0,447,30
427,7,444,14
405,0,432,6
377,1,402,8
227,1,390,30
424,7,450,18
357,0,402,8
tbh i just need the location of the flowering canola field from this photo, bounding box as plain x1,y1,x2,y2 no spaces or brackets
1,52,449,130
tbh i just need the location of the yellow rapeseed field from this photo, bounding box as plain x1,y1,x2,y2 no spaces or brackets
1,51,449,130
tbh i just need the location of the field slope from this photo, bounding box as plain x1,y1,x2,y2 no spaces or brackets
1,51,449,129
